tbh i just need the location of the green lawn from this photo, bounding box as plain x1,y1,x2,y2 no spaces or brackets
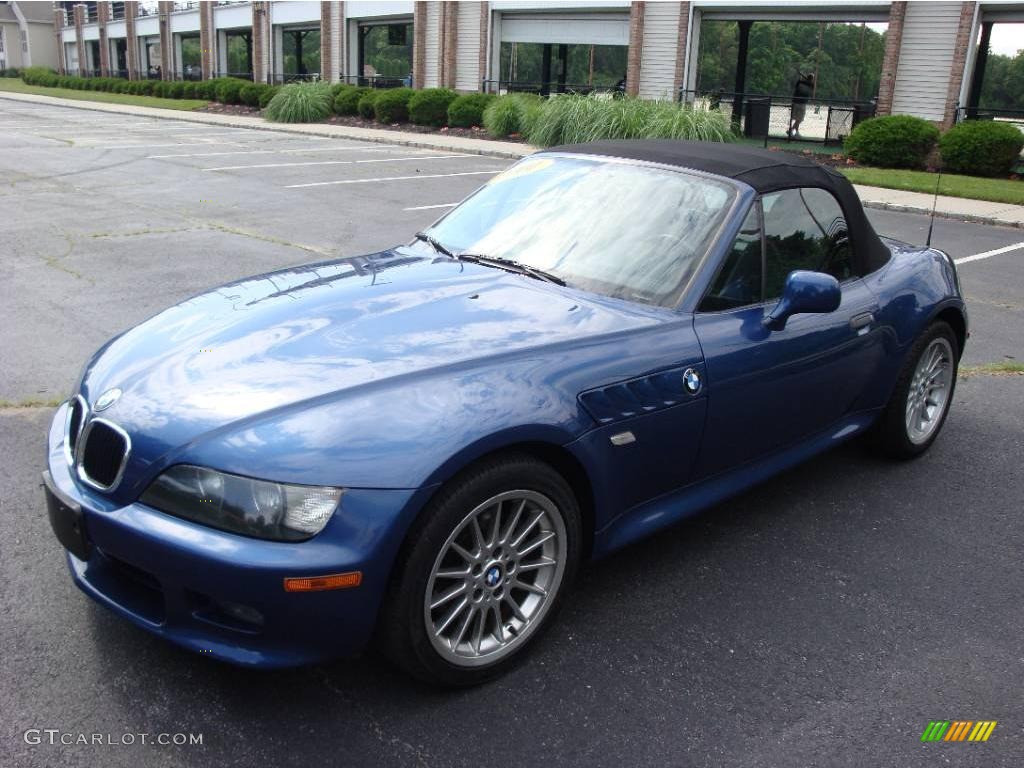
840,166,1024,206
0,77,208,111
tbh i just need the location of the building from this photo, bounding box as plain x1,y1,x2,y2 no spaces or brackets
48,1,1024,129
0,1,58,70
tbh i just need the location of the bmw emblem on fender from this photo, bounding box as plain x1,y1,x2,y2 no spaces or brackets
683,368,701,395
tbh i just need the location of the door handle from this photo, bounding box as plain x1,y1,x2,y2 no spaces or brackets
850,312,874,332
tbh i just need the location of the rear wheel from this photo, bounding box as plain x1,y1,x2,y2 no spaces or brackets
379,454,581,686
873,321,958,459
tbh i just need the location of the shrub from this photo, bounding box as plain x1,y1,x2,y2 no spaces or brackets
21,66,54,86
939,119,1024,177
374,87,414,123
335,85,370,115
113,80,130,94
330,82,348,97
483,93,543,138
844,115,939,169
408,87,458,126
238,83,261,107
263,81,334,122
213,76,246,105
258,84,280,109
165,81,186,99
447,92,495,128
357,89,381,119
137,80,156,96
518,94,735,147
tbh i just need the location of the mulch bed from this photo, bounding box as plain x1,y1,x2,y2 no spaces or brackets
195,103,261,116
323,114,526,142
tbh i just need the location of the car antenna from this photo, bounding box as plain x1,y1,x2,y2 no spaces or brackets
925,163,943,249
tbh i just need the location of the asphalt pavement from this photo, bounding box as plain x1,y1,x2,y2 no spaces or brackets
1,100,1022,768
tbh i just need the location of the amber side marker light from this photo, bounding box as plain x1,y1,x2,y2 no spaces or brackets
284,571,362,592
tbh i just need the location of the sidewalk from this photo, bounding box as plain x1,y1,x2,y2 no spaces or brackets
3,90,1023,229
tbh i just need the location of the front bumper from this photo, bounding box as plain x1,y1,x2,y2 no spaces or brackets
45,403,431,668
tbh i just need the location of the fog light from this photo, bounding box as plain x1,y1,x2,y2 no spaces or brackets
216,600,264,627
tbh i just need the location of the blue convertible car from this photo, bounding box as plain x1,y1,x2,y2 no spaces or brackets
45,141,966,685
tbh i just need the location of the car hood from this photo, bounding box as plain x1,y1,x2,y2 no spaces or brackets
79,249,668,461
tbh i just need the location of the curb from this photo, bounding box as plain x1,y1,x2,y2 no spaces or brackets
859,199,1024,230
0,91,532,160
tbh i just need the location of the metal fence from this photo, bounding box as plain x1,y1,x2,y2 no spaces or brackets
339,74,409,89
955,105,1024,130
482,79,622,97
270,73,320,85
679,90,875,147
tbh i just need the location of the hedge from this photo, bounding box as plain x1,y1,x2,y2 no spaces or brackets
408,87,457,126
334,85,370,115
939,120,1024,177
374,87,414,123
844,115,940,169
483,93,544,138
357,89,381,119
448,92,495,128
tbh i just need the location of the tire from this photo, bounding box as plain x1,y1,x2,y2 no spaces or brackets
378,453,582,686
872,320,959,460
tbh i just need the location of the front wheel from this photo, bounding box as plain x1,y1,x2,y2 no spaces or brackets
378,454,581,686
872,320,959,459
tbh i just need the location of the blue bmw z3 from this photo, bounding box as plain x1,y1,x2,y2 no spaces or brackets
45,140,966,685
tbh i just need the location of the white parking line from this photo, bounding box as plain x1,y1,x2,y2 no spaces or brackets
286,170,501,188
202,154,471,171
403,203,460,211
955,241,1024,265
85,140,257,150
147,145,389,159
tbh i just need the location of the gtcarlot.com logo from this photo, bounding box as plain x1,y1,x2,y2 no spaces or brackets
921,720,997,743
24,729,203,746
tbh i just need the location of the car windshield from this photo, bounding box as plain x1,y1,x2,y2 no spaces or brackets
424,155,736,306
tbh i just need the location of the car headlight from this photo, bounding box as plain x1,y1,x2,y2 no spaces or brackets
140,465,343,541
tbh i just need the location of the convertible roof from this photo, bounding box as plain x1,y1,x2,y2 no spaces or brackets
542,139,892,275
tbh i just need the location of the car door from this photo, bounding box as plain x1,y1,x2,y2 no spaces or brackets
692,187,884,479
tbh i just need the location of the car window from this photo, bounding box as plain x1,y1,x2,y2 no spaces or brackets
424,157,735,307
699,205,762,312
762,187,853,299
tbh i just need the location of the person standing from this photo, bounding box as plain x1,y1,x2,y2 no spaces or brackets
788,72,814,139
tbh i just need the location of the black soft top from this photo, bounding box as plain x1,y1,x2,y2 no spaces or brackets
542,139,892,275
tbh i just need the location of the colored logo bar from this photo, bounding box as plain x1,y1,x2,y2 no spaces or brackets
921,721,997,742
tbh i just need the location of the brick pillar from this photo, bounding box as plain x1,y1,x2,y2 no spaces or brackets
73,4,86,76
942,1,977,129
53,8,67,74
672,2,691,96
625,1,645,97
478,2,489,91
199,0,215,80
124,1,139,79
875,1,906,116
158,0,173,80
320,1,332,81
413,1,427,89
440,1,458,88
97,1,110,75
252,1,269,83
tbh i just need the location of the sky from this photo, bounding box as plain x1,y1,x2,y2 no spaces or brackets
988,24,1023,57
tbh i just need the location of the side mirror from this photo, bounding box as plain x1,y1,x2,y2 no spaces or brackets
763,270,841,330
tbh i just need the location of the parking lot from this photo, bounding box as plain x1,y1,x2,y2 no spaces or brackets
2,99,1022,767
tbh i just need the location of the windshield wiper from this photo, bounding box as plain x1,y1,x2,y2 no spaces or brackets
414,231,455,259
458,253,566,286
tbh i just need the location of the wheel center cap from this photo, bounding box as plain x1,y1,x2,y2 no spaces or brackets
484,565,503,588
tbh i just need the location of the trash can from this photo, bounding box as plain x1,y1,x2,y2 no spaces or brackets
744,97,771,138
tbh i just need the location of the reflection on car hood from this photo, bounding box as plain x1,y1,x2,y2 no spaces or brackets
80,250,666,451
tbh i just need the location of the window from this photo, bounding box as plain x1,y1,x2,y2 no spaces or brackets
426,157,735,307
700,206,762,311
762,187,852,299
